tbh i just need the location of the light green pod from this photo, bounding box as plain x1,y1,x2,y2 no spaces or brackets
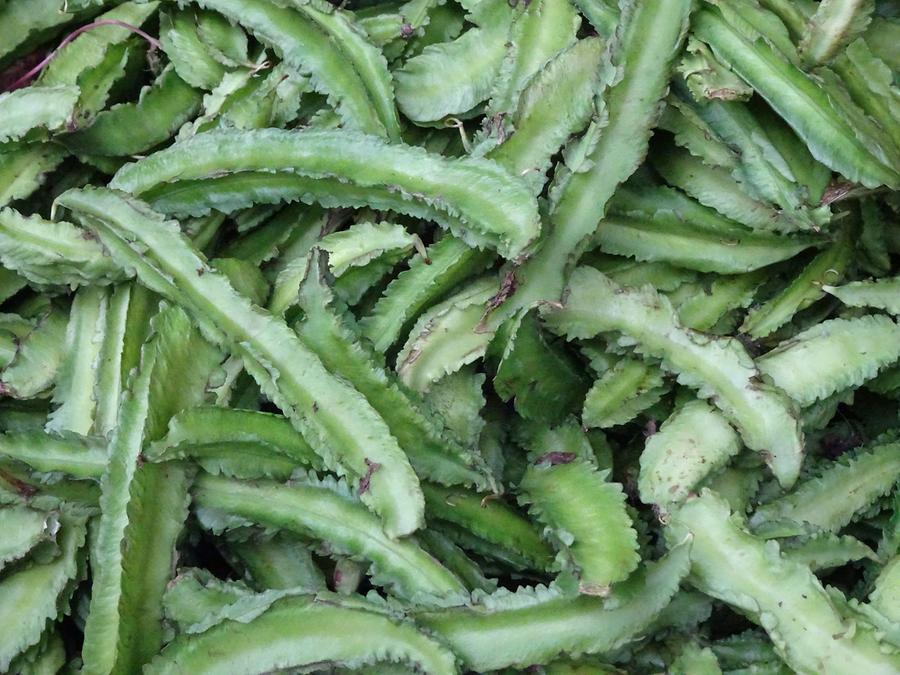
162,568,257,633
590,255,698,293
741,227,853,339
296,251,493,489
416,542,691,672
693,4,900,189
519,457,639,593
360,235,492,353
676,270,766,332
0,143,68,208
57,187,424,538
0,208,124,287
192,473,465,599
63,66,203,157
582,358,667,430
757,315,900,407
781,532,878,571
423,482,553,572
227,534,327,592
652,145,799,234
668,490,900,674
542,267,803,487
593,208,818,275
800,0,875,65
110,128,540,259
394,0,515,122
81,306,222,675
160,9,230,90
750,440,900,533
45,286,107,435
396,276,497,392
0,505,55,571
148,406,324,471
146,593,458,675
679,36,753,102
825,276,900,315
0,86,80,144
0,515,87,672
0,430,106,479
486,37,603,193
0,303,68,399
482,0,580,120
639,399,742,506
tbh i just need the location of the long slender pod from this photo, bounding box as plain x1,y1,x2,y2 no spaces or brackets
510,0,693,308
0,86,80,143
542,267,803,487
581,357,667,429
750,440,900,533
668,490,900,674
478,0,579,140
0,208,124,287
417,543,691,671
81,305,221,675
145,593,457,675
110,128,540,259
757,316,900,407
62,67,203,157
591,208,819,274
44,286,107,435
148,406,324,471
192,473,465,599
56,187,424,537
781,532,878,571
0,431,106,479
485,37,604,191
825,277,900,315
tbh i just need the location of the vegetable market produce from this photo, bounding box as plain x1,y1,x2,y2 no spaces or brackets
0,0,897,673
